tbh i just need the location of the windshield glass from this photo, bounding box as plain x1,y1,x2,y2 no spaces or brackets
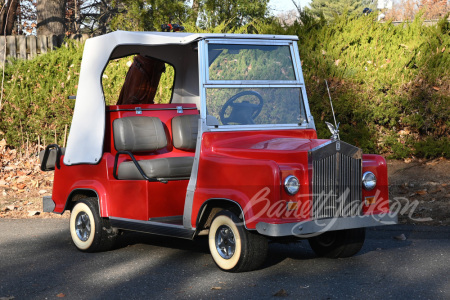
208,44,295,81
206,87,306,126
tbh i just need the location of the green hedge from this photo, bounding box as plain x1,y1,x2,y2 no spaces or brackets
0,14,449,158
0,42,81,148
288,13,450,158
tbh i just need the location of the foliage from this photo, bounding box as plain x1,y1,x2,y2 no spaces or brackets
109,0,189,32
289,12,450,158
198,0,269,30
306,0,368,20
0,11,449,159
208,45,295,81
102,56,174,105
0,40,82,148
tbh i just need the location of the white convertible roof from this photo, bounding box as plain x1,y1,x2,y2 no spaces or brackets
64,31,299,165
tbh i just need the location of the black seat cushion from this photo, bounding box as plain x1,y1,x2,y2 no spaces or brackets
117,156,194,180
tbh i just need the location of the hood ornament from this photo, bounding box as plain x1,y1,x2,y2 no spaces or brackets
325,121,340,141
325,80,340,141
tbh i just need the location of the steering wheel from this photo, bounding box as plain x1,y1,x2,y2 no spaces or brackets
219,91,264,125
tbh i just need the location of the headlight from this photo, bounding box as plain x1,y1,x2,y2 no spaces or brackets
284,175,300,195
362,171,377,190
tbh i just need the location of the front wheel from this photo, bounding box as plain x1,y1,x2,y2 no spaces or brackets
208,210,268,272
69,198,117,252
308,228,365,258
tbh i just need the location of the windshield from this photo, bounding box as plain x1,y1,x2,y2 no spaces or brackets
208,44,295,81
206,87,307,126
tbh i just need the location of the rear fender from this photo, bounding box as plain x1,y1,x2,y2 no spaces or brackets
64,181,109,217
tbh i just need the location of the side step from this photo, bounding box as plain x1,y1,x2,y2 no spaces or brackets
109,217,195,239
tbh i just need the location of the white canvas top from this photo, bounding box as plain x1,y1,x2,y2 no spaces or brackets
64,31,299,165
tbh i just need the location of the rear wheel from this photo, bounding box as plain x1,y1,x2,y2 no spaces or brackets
208,210,268,272
308,228,365,258
69,198,117,252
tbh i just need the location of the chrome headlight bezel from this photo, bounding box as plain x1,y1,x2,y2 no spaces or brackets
362,171,377,191
284,175,300,195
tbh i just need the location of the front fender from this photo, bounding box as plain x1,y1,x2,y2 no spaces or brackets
362,154,389,215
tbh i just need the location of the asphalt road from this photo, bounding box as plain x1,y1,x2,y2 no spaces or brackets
0,219,449,300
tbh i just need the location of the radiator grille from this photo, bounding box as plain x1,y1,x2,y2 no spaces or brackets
311,145,362,219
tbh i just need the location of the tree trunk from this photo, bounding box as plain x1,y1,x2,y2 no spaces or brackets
37,0,66,35
190,0,200,23
0,0,19,35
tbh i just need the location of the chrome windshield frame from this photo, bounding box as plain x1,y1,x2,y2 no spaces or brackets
199,38,315,131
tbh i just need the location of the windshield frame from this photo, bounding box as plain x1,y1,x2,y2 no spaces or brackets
199,38,314,131
206,39,299,85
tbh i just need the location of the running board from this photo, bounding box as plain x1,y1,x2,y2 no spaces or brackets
109,217,195,239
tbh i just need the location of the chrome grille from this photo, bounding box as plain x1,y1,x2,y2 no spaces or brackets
310,142,362,219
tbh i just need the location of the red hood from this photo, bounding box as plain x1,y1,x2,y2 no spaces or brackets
206,130,329,163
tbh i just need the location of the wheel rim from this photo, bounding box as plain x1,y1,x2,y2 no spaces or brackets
75,211,91,242
215,225,236,259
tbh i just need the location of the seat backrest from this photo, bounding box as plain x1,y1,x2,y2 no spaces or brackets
171,114,199,151
113,116,167,152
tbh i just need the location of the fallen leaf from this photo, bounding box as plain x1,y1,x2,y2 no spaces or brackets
432,86,440,91
415,190,427,195
56,293,65,298
428,186,443,194
211,287,222,290
274,289,289,297
17,183,26,190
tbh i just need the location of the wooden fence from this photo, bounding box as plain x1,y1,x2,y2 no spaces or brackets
0,34,89,64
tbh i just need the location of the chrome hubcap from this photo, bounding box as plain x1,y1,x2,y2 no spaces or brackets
75,212,91,242
215,225,236,259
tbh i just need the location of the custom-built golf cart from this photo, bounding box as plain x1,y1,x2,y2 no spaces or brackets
41,31,397,272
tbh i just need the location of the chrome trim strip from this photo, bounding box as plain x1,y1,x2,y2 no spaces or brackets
183,118,206,229
206,38,295,45
292,42,315,129
204,84,303,88
256,213,398,237
106,107,197,112
109,217,195,239
309,140,333,153
206,124,306,132
199,39,208,120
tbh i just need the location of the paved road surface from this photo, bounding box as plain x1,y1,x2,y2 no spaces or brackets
0,219,449,299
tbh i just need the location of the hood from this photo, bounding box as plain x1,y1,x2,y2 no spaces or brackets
209,132,329,163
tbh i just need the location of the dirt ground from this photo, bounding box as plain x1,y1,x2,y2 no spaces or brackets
387,158,450,226
0,142,449,226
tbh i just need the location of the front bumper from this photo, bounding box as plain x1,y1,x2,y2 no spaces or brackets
256,213,398,237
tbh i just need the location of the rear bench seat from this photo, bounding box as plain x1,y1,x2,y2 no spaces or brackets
114,115,199,181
